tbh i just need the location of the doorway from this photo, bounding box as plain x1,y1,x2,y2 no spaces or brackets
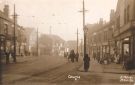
122,38,130,63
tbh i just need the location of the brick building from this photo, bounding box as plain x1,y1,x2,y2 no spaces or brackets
87,0,135,69
0,5,26,56
113,0,135,68
87,17,115,63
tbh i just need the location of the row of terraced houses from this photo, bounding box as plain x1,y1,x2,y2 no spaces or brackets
86,0,135,69
0,5,28,56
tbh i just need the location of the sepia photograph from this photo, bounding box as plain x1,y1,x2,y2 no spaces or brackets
0,0,135,85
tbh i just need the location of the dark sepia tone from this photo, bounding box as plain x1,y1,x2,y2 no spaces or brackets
0,0,135,85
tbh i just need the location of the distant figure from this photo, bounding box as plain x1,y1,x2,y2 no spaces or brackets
83,54,90,72
75,52,79,62
123,51,130,70
11,47,16,63
66,52,69,58
69,50,75,63
5,47,10,64
64,52,68,58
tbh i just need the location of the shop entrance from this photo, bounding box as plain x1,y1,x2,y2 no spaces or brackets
121,38,134,70
122,38,130,62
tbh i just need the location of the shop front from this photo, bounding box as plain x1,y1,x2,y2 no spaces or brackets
115,24,135,69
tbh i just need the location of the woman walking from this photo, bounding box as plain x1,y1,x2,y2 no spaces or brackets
83,54,90,72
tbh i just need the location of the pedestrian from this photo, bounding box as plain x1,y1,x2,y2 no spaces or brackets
75,52,79,62
123,51,129,70
69,50,75,63
11,47,16,63
67,54,70,61
66,52,69,58
5,47,10,64
93,53,96,60
83,54,90,72
64,52,67,58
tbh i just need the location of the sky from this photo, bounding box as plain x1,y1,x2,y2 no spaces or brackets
0,0,118,41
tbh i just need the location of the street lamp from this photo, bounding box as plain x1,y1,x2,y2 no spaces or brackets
0,34,6,84
93,32,97,56
12,4,17,62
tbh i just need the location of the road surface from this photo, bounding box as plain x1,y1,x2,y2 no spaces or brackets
3,55,135,85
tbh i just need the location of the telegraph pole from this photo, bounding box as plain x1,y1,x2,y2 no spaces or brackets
80,38,83,57
0,40,2,84
78,0,87,57
13,4,16,62
83,0,87,57
37,28,39,56
77,28,79,54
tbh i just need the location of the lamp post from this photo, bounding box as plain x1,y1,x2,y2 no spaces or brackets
31,16,39,56
37,27,39,56
31,16,38,56
82,0,88,57
0,34,6,84
77,28,79,54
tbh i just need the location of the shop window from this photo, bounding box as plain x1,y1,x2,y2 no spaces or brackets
123,38,130,55
123,44,129,55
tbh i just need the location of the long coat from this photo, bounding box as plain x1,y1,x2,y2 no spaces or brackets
83,55,90,71
69,50,75,62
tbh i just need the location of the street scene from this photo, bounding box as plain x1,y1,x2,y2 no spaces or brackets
0,0,135,85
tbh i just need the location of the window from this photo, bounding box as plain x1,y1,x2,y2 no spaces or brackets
4,24,8,35
104,31,107,41
124,8,126,24
127,5,130,22
116,16,120,28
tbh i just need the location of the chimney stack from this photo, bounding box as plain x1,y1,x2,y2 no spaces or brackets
3,5,9,17
99,18,103,26
110,9,115,21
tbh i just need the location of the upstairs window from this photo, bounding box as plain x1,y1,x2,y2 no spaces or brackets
116,16,120,29
124,8,127,24
4,24,8,35
127,5,130,22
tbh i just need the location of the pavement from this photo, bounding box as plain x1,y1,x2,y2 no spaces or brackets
79,58,135,75
2,55,38,64
102,63,135,75
78,58,135,85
